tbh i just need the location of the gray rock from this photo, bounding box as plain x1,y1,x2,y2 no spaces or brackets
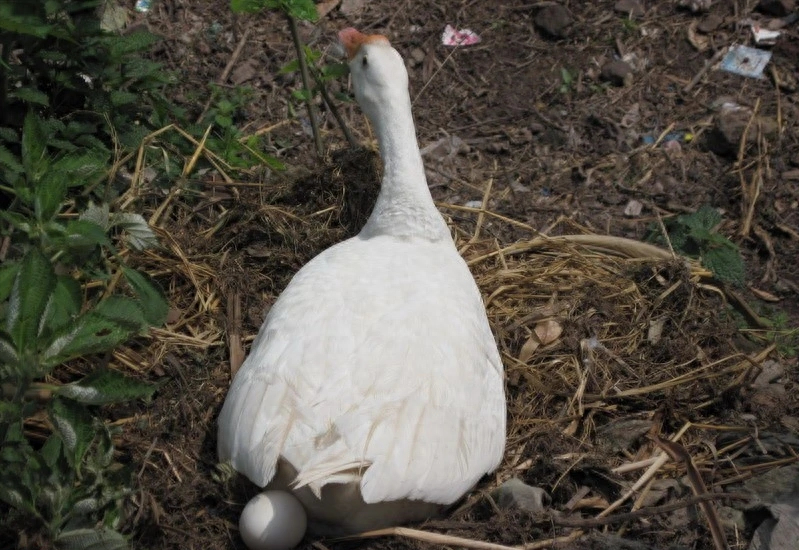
493,478,549,513
708,103,778,156
697,14,724,33
601,60,634,86
747,499,799,550
614,0,645,17
534,5,574,39
743,464,799,503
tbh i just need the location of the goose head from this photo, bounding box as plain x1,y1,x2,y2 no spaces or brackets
339,28,409,124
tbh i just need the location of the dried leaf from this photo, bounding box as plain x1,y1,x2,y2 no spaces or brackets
534,319,562,345
687,21,710,51
750,286,780,302
518,336,540,363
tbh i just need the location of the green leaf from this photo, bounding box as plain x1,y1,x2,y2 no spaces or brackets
55,527,128,550
122,267,167,326
11,87,50,106
0,126,19,142
49,397,94,468
0,333,19,365
21,112,49,182
302,45,321,63
321,62,349,79
702,238,745,286
46,276,83,332
279,58,301,75
41,434,63,469
80,203,111,231
0,485,37,516
0,144,24,174
111,212,158,250
41,296,146,365
230,0,275,13
681,205,721,233
35,172,68,222
109,90,138,107
284,0,318,21
0,262,20,303
292,88,312,102
107,30,160,58
214,114,233,128
52,152,109,187
0,4,52,37
56,370,156,405
63,219,112,250
6,248,57,352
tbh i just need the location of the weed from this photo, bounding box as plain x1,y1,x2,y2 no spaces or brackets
648,205,746,286
230,0,356,153
0,1,176,544
559,68,576,94
199,84,285,170
0,112,168,548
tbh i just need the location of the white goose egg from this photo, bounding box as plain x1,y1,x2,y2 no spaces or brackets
238,491,307,550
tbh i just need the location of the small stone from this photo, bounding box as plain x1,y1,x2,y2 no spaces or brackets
410,47,425,65
534,4,574,39
614,0,645,17
230,59,258,85
601,60,634,86
754,360,785,387
709,103,779,156
743,464,799,502
697,14,724,33
757,0,796,16
717,506,747,531
493,478,549,514
624,199,644,217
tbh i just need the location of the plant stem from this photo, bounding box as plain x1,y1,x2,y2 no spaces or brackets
285,14,323,157
312,67,357,149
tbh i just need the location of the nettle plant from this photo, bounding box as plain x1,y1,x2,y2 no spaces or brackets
648,205,746,286
0,113,168,548
0,0,179,148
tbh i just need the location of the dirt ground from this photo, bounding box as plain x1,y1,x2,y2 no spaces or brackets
5,0,799,549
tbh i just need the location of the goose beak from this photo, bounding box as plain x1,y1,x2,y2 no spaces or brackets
338,27,390,60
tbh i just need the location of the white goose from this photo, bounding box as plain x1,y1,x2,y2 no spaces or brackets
217,27,506,550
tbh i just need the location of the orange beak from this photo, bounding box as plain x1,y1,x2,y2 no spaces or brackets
339,27,390,60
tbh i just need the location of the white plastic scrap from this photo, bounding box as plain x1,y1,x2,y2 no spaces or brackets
751,25,781,45
441,25,481,46
719,45,772,79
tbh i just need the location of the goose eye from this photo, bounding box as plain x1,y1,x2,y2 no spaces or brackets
362,56,368,67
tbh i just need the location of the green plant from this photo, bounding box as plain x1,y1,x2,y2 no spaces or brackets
199,84,285,170
559,67,576,94
0,0,181,151
647,205,746,286
230,0,356,154
742,309,799,358
0,113,168,547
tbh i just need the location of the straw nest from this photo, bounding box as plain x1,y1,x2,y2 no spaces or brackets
104,138,794,550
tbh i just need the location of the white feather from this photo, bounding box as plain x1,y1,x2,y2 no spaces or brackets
218,236,505,505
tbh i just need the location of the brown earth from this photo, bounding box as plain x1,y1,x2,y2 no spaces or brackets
5,0,799,549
